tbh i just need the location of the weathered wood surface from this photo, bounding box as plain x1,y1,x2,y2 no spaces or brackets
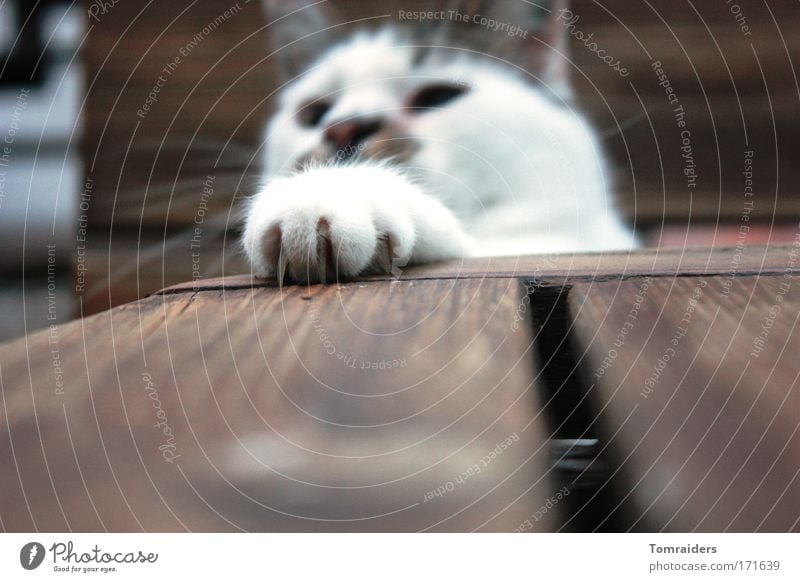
0,278,555,532
570,275,800,531
82,233,800,318
5,244,800,532
158,243,800,293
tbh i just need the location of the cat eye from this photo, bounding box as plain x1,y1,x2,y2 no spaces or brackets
408,84,468,111
297,100,331,127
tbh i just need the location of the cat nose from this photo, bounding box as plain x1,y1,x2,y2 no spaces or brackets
324,118,383,151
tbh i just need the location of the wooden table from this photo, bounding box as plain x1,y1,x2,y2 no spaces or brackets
2,245,799,531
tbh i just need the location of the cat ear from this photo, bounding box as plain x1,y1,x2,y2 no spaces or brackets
436,0,572,95
261,0,341,79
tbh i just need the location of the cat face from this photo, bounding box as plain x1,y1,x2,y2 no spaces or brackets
263,1,568,164
266,28,479,171
261,1,599,219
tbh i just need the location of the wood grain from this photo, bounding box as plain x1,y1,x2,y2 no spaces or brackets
570,275,800,531
0,278,556,531
158,243,800,294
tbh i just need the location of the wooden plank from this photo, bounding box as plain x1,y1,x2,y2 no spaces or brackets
645,223,800,248
158,243,800,295
569,275,800,531
0,278,555,531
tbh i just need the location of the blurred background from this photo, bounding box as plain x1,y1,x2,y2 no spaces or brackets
1,0,799,343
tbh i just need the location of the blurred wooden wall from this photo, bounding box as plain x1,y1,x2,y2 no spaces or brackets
80,0,800,313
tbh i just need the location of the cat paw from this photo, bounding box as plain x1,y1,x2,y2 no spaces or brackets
243,165,466,283
244,197,412,284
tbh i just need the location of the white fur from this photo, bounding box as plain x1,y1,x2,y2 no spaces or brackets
244,28,636,281
243,164,468,279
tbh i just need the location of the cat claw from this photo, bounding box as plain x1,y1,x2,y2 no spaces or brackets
381,239,393,275
268,225,404,285
276,249,288,288
316,220,331,284
378,237,392,275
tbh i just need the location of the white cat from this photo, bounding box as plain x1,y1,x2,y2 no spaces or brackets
243,0,636,283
